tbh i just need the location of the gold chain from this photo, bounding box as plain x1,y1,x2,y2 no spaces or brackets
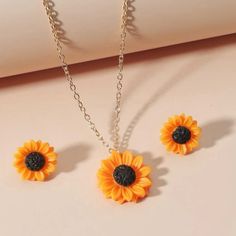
43,0,128,152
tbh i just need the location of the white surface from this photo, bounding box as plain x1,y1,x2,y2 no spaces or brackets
1,0,236,77
0,35,236,236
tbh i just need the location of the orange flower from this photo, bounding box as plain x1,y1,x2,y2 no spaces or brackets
160,114,201,155
97,150,152,204
13,140,57,181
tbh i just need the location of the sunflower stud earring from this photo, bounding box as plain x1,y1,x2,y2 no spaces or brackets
13,140,57,181
160,113,201,155
97,150,152,204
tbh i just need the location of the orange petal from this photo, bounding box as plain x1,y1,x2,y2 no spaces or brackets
103,188,112,198
174,115,182,126
17,147,28,156
172,143,179,153
160,135,172,143
44,163,56,174
132,155,143,169
186,143,193,153
28,173,36,181
39,143,50,153
23,142,30,151
117,198,126,204
31,140,38,151
180,113,186,121
22,170,32,180
136,177,152,187
131,185,146,198
139,166,151,177
13,157,24,165
122,151,133,165
131,195,139,203
97,169,112,179
192,127,201,136
160,132,171,138
14,152,25,159
20,168,27,177
111,185,122,201
162,123,175,132
166,142,175,152
36,140,42,150
179,144,188,155
99,180,114,191
34,171,45,181
14,163,25,170
184,116,193,127
190,138,199,148
111,151,122,165
16,166,25,173
190,120,198,128
46,147,55,154
101,160,115,172
122,187,133,201
47,152,57,161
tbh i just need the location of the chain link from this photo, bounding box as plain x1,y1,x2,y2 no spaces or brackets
43,0,128,152
112,0,128,151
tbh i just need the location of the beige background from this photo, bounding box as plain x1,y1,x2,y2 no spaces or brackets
1,0,236,77
0,34,236,236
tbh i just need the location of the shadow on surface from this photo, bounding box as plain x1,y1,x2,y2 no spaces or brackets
43,0,79,48
200,119,235,149
133,151,169,198
126,0,141,38
117,48,212,150
50,143,91,179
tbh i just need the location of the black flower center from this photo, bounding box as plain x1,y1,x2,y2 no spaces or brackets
113,165,136,187
172,126,191,144
25,152,46,171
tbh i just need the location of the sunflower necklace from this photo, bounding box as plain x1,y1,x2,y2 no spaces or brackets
42,0,152,203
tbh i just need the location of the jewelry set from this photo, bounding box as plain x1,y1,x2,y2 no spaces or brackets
13,0,201,204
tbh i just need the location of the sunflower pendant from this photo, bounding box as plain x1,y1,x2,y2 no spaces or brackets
14,140,57,181
97,150,152,204
160,113,201,155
